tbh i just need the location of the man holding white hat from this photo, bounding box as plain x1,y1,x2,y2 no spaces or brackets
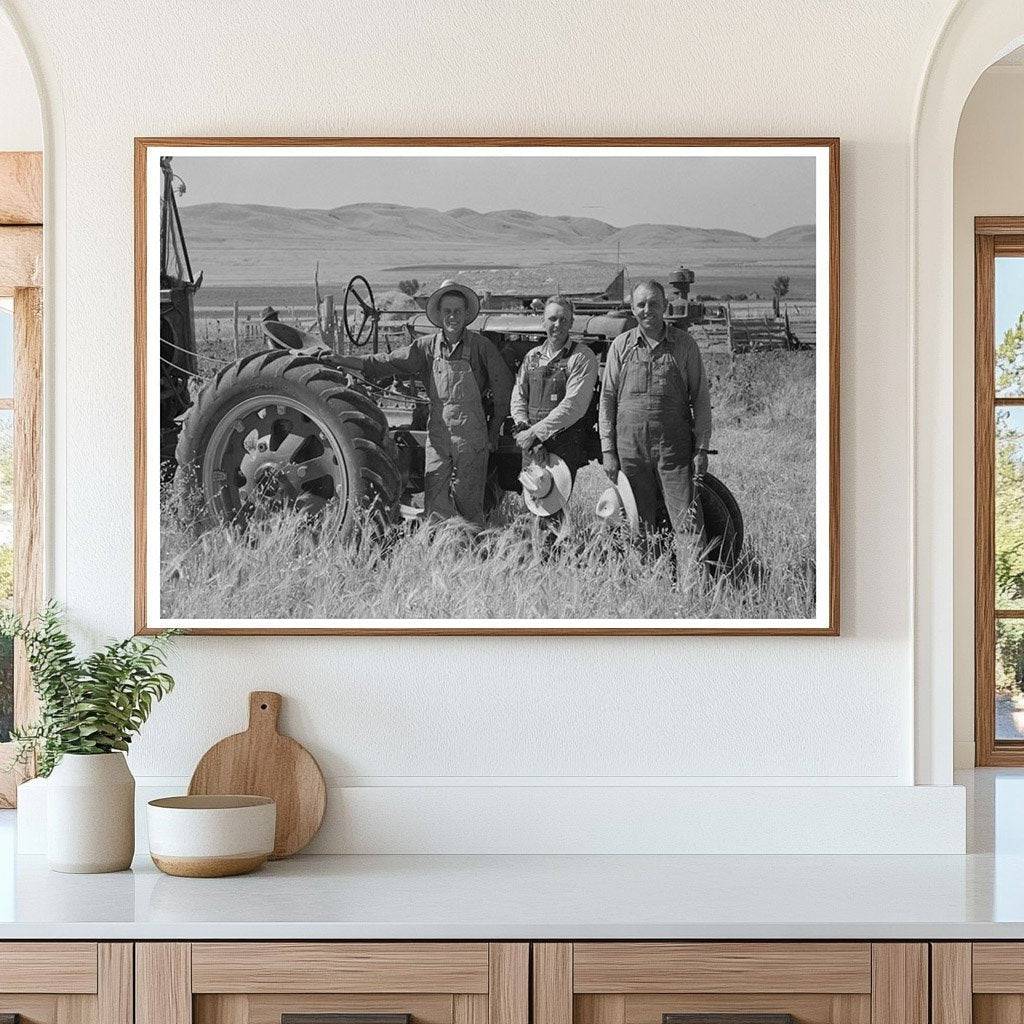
335,280,512,527
518,455,574,524
599,279,711,538
511,295,599,534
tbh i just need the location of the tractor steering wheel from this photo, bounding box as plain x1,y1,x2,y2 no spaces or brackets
342,275,379,349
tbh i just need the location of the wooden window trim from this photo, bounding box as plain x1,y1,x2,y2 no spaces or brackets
976,217,1024,765
0,151,43,807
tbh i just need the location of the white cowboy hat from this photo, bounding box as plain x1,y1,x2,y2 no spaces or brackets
426,279,481,328
519,453,573,517
595,471,640,532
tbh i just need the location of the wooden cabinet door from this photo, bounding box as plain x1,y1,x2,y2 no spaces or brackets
534,944,927,1024
0,942,132,1024
137,943,528,1024
934,943,1024,1024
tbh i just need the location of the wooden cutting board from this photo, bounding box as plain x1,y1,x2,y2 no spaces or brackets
188,691,326,859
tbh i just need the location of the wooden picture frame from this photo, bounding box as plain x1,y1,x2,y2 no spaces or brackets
135,137,840,636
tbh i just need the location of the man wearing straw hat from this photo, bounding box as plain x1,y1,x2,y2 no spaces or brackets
510,295,599,535
599,279,711,539
335,280,512,528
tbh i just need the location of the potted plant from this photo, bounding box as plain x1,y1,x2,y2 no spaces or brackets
2,604,177,873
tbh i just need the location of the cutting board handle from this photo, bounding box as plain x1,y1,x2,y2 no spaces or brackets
248,691,282,734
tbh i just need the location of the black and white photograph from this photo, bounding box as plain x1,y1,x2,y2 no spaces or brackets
137,139,838,634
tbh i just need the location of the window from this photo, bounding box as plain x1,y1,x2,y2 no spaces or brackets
0,152,42,805
0,300,11,744
976,220,1024,764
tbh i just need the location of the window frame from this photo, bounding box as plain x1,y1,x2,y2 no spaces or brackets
0,151,43,806
975,217,1024,765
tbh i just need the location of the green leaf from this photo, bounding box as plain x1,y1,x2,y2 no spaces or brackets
8,604,178,776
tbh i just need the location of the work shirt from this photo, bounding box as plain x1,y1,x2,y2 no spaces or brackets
598,324,712,454
357,329,513,436
510,339,599,443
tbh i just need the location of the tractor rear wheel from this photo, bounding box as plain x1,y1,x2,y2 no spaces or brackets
697,472,744,569
174,350,401,538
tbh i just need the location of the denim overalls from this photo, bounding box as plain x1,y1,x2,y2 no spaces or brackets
524,340,587,475
424,331,490,526
615,328,702,534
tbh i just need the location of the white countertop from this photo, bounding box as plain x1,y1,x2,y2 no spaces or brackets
1,769,1021,941
1,848,1024,940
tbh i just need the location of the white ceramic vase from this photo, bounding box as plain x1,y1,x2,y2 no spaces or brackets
46,752,135,873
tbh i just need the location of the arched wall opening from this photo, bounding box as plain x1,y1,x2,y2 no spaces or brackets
914,0,1024,785
0,3,61,638
952,46,1024,768
0,2,45,797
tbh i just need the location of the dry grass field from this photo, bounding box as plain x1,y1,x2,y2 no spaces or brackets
159,349,817,622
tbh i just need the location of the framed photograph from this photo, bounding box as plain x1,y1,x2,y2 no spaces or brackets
135,137,839,636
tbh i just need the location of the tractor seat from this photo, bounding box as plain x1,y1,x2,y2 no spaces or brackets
261,319,326,352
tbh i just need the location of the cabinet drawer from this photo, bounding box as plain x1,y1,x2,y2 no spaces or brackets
0,942,130,1024
198,993,457,1024
0,942,98,993
139,942,528,1024
973,943,1024,992
535,943,925,1024
191,943,490,993
572,943,872,994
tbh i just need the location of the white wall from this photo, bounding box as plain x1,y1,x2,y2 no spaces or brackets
952,64,1024,768
0,8,39,151
0,0,976,851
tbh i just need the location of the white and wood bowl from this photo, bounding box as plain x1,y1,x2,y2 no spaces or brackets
147,795,276,877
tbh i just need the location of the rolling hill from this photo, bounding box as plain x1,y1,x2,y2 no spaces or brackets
176,201,815,293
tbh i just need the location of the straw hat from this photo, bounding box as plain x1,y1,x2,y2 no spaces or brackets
519,453,573,516
426,279,481,328
595,471,640,532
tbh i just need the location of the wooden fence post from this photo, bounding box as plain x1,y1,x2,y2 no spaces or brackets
324,294,337,353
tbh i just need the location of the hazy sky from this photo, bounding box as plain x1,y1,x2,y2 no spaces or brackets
173,153,816,237
997,256,1024,339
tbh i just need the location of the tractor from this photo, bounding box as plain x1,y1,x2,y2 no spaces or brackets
158,156,203,468
158,158,743,563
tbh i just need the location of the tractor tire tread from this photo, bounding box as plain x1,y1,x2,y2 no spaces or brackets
355,444,402,498
335,409,383,436
173,352,402,536
330,386,389,431
326,399,385,441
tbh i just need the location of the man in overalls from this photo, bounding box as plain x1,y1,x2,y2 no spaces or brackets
598,279,712,540
510,296,599,531
336,280,512,528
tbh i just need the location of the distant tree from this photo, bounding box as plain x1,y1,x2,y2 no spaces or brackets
998,310,1024,394
772,275,791,317
995,313,1024,694
398,279,420,297
996,314,1024,632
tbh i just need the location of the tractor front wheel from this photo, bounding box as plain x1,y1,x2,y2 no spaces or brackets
174,350,401,539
